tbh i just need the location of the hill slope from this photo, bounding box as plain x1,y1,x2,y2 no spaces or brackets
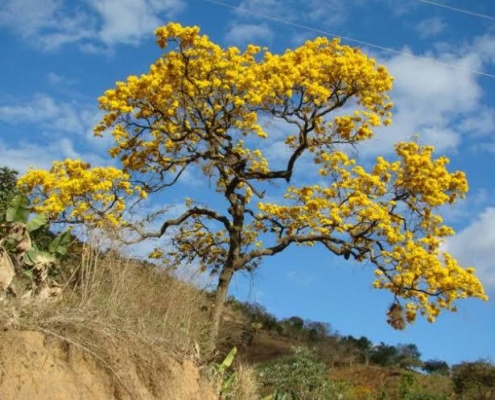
0,330,216,400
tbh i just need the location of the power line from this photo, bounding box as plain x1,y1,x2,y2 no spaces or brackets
202,0,495,79
413,0,495,21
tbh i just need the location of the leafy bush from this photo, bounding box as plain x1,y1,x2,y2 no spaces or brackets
398,372,450,400
258,346,353,400
452,360,495,400
0,194,72,298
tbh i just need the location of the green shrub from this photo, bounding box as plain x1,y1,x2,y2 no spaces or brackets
0,194,72,296
398,372,450,400
258,346,353,400
452,360,495,400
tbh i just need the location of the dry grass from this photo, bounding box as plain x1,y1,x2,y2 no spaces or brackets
227,362,260,400
0,237,213,398
208,357,260,400
74,244,211,355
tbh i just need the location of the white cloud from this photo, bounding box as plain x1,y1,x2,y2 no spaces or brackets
236,0,293,21
415,17,446,39
458,107,495,137
443,207,495,288
120,201,187,258
290,31,317,46
471,33,495,65
305,0,347,26
362,34,495,156
439,189,491,225
90,0,185,45
224,23,273,46
0,94,58,122
47,72,76,87
0,138,107,174
0,93,115,168
387,54,481,115
375,0,419,16
79,42,114,56
0,0,58,33
0,0,185,50
0,94,92,134
0,0,95,50
0,142,58,173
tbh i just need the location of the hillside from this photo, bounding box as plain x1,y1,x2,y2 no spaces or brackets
0,330,216,400
217,302,455,399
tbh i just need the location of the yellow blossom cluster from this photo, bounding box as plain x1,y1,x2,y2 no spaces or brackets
94,23,268,176
94,23,393,186
17,159,146,226
394,142,468,206
257,142,487,325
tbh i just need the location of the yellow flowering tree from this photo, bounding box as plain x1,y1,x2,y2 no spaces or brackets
17,159,146,227
19,23,486,345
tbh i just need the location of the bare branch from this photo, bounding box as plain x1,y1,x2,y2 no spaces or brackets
243,233,349,265
159,207,231,236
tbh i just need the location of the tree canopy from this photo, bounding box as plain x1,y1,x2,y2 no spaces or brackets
16,23,487,343
422,359,450,376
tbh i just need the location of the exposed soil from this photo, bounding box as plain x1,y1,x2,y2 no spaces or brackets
0,330,217,400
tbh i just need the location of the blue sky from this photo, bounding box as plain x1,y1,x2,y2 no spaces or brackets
0,0,494,365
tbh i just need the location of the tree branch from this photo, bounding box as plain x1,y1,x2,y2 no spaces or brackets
243,233,349,265
159,207,231,236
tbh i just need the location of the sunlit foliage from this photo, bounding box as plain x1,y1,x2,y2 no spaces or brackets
18,159,146,227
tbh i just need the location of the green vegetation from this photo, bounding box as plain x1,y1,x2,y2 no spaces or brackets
0,17,492,399
210,346,239,397
0,167,18,219
452,361,495,400
258,347,354,400
0,193,72,297
422,360,450,376
222,298,494,399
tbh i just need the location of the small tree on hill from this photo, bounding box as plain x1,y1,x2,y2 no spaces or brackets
306,321,332,343
452,360,495,400
342,335,373,365
16,23,487,347
422,359,450,376
371,342,399,367
397,343,422,369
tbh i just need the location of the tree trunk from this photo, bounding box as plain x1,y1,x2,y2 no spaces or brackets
209,266,234,351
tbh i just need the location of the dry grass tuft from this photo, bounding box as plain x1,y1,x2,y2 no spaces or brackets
0,237,213,398
227,362,260,400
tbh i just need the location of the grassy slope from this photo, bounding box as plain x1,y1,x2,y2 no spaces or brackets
218,304,454,399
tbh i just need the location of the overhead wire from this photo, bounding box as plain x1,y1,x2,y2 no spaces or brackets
202,0,495,79
412,0,495,21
